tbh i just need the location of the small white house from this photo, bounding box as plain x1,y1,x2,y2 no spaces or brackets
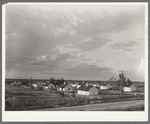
99,82,108,89
77,82,83,89
72,82,78,87
106,84,113,90
77,85,98,96
123,84,136,92
57,83,73,92
32,83,37,88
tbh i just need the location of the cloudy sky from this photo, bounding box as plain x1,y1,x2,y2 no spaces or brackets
5,3,146,81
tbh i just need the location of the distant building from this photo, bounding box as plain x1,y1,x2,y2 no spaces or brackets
91,82,100,88
57,83,73,92
36,81,43,88
47,83,55,89
32,83,37,88
32,81,43,90
123,84,136,92
43,85,49,91
11,81,22,86
77,85,98,96
106,84,113,90
71,81,78,87
77,82,83,89
99,82,108,89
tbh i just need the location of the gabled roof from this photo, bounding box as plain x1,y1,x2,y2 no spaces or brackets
77,82,83,85
83,86,94,91
99,83,107,86
108,76,119,81
72,86,77,90
78,85,94,91
58,84,65,88
44,83,55,86
124,83,133,87
36,81,42,84
58,83,71,88
78,85,86,90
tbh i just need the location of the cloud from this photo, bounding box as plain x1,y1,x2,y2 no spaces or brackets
136,58,145,74
27,53,76,67
110,41,139,50
27,55,47,65
70,62,111,71
56,45,80,54
5,4,145,81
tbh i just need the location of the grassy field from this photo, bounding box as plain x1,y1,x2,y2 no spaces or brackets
35,100,144,111
5,84,86,110
5,85,62,101
103,103,144,111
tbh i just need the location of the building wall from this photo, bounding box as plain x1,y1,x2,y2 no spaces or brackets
130,85,136,91
57,87,63,91
100,85,107,89
64,85,73,92
77,90,83,95
124,87,131,92
124,85,136,92
77,90,89,95
77,85,81,89
72,84,77,87
48,84,55,89
89,87,98,95
107,84,112,89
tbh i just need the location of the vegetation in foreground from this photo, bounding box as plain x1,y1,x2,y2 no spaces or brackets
103,103,144,111
77,103,144,111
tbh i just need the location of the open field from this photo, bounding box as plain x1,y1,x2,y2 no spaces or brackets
33,100,144,111
5,84,61,101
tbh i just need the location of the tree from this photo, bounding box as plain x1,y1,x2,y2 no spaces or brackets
50,77,54,84
126,79,132,86
56,79,61,86
60,77,64,84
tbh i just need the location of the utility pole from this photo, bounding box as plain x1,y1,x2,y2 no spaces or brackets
120,71,122,95
120,70,124,95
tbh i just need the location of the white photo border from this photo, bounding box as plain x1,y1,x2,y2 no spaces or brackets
2,2,148,122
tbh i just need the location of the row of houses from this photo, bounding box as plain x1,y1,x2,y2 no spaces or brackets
31,81,56,91
11,81,22,86
56,81,137,96
10,77,137,95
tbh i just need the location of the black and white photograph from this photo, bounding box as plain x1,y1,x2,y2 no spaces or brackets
2,2,148,121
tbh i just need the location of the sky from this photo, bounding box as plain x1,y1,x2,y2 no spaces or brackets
5,3,146,81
